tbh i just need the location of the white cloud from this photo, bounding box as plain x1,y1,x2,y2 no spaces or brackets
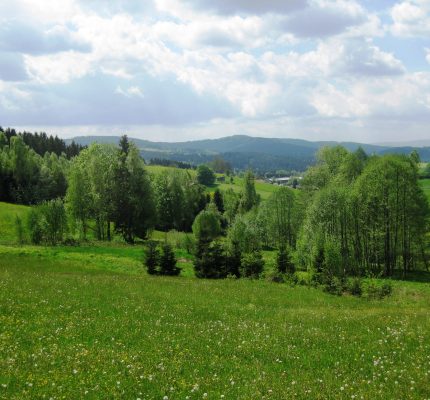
24,51,94,84
116,85,144,98
391,0,430,37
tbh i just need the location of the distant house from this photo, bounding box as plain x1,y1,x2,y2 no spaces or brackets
271,177,290,186
217,176,225,183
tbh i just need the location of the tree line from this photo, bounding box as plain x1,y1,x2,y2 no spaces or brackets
4,133,429,283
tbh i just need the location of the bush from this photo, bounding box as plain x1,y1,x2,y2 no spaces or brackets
347,277,363,297
363,280,393,300
194,240,227,279
276,245,295,274
181,234,195,254
144,240,160,275
27,208,44,245
323,276,345,296
196,165,215,186
241,251,264,279
15,215,25,245
159,242,181,276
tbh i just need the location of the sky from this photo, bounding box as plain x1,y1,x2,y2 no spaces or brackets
0,0,430,143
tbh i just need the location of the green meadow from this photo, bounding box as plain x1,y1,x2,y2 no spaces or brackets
1,203,430,399
420,179,430,203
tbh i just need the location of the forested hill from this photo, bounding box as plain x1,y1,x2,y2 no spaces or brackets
67,135,430,172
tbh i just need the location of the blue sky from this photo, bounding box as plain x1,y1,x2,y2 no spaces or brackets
0,0,429,143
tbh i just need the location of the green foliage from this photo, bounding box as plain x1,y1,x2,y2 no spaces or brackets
144,240,159,275
194,240,227,279
112,136,155,243
276,245,295,274
196,164,215,186
192,205,222,242
362,280,393,300
27,199,67,245
27,208,44,245
226,213,261,254
241,250,264,278
14,215,25,245
347,277,363,297
213,189,224,213
159,242,180,276
239,170,259,212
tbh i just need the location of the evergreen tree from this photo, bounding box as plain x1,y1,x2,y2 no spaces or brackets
213,189,225,213
159,242,180,276
241,250,264,278
144,241,160,275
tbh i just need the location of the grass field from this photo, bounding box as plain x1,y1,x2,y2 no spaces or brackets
420,179,430,203
1,200,430,399
1,249,430,399
0,202,30,245
146,165,279,200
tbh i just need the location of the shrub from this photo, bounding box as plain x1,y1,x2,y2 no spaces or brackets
145,240,160,275
347,277,363,297
241,251,264,279
363,280,393,300
27,208,44,245
15,215,25,245
159,242,181,276
276,245,295,274
194,240,227,279
196,165,215,186
323,276,345,296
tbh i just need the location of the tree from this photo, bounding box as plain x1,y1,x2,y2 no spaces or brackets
239,170,259,212
213,189,225,213
197,165,215,186
159,242,181,276
112,135,155,243
144,241,159,275
276,245,295,274
241,250,264,278
192,205,222,242
194,240,227,279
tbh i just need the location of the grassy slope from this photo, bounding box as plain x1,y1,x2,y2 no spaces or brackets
0,202,30,244
420,178,430,203
1,250,429,399
146,165,279,200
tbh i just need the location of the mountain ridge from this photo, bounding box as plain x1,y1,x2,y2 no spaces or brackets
66,135,430,171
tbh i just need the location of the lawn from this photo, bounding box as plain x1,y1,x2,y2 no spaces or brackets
1,247,430,399
1,199,429,399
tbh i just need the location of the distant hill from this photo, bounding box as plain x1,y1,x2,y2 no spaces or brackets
66,135,430,172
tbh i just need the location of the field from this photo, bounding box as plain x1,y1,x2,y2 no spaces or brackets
420,179,430,203
146,165,279,200
1,203,430,399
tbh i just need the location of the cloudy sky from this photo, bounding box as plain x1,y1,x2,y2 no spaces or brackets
0,0,429,143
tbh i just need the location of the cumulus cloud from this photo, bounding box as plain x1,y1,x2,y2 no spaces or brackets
390,0,430,37
0,21,91,55
179,0,307,16
281,0,367,38
0,0,429,143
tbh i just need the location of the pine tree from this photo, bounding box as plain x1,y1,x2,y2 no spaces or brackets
159,242,181,276
144,241,160,275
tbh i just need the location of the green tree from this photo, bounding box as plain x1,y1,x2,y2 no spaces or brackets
197,164,215,186
239,170,259,212
144,241,159,275
241,250,264,278
159,242,180,276
112,136,155,243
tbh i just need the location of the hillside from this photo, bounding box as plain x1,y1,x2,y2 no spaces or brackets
67,135,430,172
